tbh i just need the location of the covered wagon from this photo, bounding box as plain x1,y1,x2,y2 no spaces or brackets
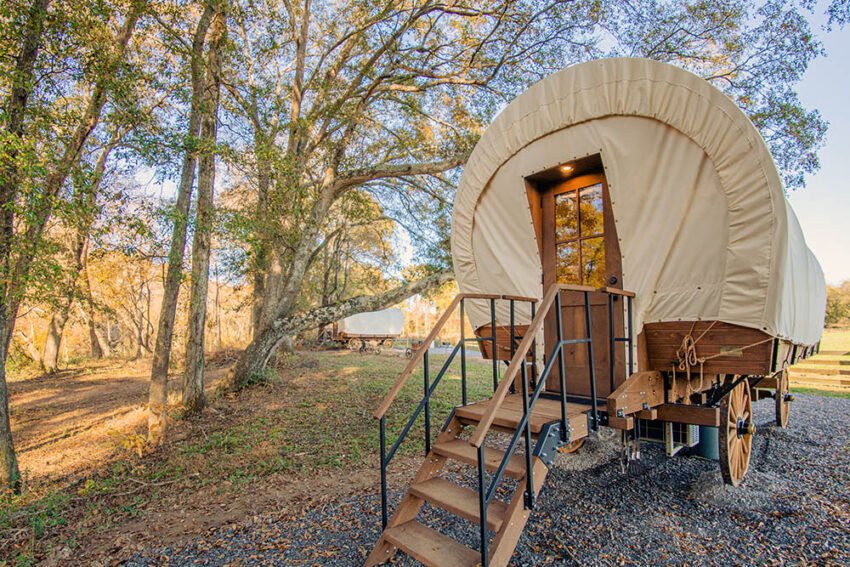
327,308,405,351
367,58,826,567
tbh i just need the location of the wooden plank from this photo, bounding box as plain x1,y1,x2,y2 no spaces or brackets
606,371,664,415
643,321,773,375
635,408,658,420
607,415,634,430
410,478,508,532
654,404,720,427
383,521,480,567
432,439,526,479
457,396,594,434
599,286,635,297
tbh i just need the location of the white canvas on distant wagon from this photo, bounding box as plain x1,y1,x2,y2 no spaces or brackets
338,308,405,336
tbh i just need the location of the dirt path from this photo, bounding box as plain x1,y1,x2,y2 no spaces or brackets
8,357,228,486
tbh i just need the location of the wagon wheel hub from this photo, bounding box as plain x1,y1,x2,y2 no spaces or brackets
736,417,755,438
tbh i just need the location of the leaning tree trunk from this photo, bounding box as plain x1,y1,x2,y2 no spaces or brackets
147,5,215,443
182,6,226,415
227,269,453,389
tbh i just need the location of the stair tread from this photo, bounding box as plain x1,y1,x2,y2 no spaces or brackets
455,394,596,433
433,439,526,479
410,477,508,532
384,520,481,567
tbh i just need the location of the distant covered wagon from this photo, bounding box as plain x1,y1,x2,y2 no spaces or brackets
367,58,826,567
329,308,404,351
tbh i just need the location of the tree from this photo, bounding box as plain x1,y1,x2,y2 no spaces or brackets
825,282,850,327
183,3,227,414
0,0,52,494
148,3,217,443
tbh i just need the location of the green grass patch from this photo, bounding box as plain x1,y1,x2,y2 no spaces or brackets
791,387,850,399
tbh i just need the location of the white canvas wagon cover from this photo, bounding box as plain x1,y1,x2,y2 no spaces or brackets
338,308,405,337
451,57,825,346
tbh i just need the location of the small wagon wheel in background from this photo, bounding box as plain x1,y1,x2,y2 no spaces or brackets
347,338,360,351
718,379,755,487
775,367,792,428
383,339,394,349
558,438,585,454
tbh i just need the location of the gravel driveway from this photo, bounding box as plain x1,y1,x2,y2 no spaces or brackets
126,394,850,566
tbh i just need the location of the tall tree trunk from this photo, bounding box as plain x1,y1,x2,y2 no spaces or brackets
227,270,453,389
182,5,226,415
214,264,222,350
79,253,108,357
0,0,51,494
147,5,215,442
41,133,115,372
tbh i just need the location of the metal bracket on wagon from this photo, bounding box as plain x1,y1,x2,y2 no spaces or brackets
533,421,567,468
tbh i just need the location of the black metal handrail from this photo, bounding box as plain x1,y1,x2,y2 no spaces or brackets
374,293,537,529
472,284,636,567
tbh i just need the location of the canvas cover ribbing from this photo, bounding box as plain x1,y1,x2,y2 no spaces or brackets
450,58,825,346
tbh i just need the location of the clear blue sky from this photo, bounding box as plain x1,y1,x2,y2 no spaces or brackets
789,18,850,285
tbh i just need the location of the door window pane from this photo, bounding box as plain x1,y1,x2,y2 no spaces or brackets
581,237,606,287
556,243,580,284
579,183,604,236
554,192,578,241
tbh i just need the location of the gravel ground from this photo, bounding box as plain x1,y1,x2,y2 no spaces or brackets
126,394,850,566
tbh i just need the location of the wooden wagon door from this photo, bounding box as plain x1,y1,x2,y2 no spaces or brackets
539,171,624,398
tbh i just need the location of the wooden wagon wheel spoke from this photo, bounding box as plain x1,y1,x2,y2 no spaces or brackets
775,367,791,428
718,379,754,486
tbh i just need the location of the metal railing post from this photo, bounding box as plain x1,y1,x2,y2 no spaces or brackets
490,298,498,391
555,290,567,442
478,445,489,566
460,299,468,406
608,293,615,393
584,291,599,431
626,295,635,376
424,350,431,455
380,416,388,528
530,301,538,391
521,360,534,509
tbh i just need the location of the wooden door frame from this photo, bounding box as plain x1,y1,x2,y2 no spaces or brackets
526,168,625,396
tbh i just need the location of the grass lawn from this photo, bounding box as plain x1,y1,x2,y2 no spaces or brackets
0,350,499,565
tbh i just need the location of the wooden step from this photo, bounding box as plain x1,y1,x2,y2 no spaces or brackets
410,477,509,532
433,439,526,479
383,520,481,567
455,394,596,434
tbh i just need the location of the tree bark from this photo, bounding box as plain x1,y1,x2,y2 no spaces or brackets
0,0,51,494
183,5,226,415
226,269,453,389
147,5,216,443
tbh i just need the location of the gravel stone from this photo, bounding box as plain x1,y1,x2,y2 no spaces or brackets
125,394,850,566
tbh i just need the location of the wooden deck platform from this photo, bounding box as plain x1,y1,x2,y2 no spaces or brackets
455,394,598,440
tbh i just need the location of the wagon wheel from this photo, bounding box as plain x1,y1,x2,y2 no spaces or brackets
718,379,755,487
383,339,394,349
404,347,413,359
347,338,360,351
558,438,585,454
775,368,791,428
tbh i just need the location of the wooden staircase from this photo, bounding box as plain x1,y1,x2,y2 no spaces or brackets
366,395,590,567
366,286,626,566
